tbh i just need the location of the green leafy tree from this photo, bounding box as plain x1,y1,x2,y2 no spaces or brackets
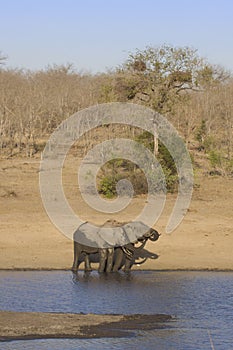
112,45,229,113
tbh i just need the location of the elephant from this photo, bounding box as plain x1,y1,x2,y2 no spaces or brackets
71,220,118,273
71,220,160,273
112,228,160,272
71,243,114,273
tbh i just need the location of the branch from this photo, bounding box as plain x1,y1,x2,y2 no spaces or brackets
175,86,204,94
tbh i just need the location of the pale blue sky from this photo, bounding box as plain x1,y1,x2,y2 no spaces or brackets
1,0,233,73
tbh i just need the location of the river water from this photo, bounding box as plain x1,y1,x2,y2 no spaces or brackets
0,270,233,349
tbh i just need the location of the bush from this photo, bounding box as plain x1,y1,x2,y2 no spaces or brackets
195,120,207,149
208,150,222,168
98,175,119,198
135,131,178,192
97,131,179,198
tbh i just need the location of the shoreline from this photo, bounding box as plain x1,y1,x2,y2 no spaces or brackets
0,311,172,341
1,159,233,271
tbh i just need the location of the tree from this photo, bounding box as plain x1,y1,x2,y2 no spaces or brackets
103,44,230,158
114,45,229,113
0,51,7,66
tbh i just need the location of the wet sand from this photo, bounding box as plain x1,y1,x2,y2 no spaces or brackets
0,311,172,341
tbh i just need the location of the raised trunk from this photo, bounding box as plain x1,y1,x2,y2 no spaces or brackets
133,238,148,251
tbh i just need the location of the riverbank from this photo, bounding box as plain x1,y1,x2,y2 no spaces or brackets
0,157,233,270
0,311,172,341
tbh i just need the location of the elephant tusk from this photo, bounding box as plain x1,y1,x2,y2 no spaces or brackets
134,257,148,265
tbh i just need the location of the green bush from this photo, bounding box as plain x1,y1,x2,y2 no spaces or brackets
195,119,207,148
134,131,154,152
98,175,119,198
208,150,222,168
203,136,216,152
135,131,178,192
97,131,179,197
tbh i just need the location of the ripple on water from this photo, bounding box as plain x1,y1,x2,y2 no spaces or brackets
1,270,233,349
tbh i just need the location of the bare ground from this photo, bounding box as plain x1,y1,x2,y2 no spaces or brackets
0,311,172,340
0,156,233,270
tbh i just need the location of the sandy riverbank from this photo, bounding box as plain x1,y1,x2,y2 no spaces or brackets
0,311,172,341
0,157,233,270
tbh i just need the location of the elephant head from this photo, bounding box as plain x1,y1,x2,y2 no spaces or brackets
112,225,160,272
138,228,160,243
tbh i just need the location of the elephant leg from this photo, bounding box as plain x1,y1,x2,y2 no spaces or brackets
84,254,92,272
71,242,79,272
98,249,107,273
122,243,134,272
124,258,132,273
106,248,114,272
112,248,124,272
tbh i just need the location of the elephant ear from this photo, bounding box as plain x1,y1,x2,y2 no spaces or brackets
73,222,106,247
123,221,150,242
98,221,151,246
98,226,128,246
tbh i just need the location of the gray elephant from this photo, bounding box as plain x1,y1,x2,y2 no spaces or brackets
72,220,160,273
72,220,118,273
72,243,114,273
112,228,160,272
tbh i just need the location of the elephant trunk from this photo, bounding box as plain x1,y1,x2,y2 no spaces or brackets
133,239,147,251
122,246,134,260
148,229,160,242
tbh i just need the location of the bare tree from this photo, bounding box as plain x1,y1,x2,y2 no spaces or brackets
0,51,7,66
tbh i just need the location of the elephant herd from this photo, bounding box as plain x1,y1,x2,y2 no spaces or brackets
72,220,160,273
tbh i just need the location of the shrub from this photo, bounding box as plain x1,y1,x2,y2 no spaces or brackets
208,150,222,168
195,119,207,149
98,175,119,198
97,131,179,198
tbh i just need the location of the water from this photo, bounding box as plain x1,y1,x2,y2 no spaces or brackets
0,270,233,349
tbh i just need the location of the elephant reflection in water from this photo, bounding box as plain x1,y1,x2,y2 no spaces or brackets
71,220,160,273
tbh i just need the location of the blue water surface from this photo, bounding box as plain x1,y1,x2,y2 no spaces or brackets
0,270,233,349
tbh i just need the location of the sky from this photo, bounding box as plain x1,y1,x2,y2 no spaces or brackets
1,0,233,73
